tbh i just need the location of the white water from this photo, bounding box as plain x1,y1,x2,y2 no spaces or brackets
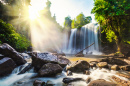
0,67,129,86
62,23,102,55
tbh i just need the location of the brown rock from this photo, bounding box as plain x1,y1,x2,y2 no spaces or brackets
112,76,130,86
86,77,91,83
62,78,83,84
83,70,90,75
97,62,108,68
0,43,26,66
111,65,119,71
88,79,118,86
66,60,90,72
116,73,130,79
0,57,16,76
124,59,130,65
120,65,130,71
38,63,62,77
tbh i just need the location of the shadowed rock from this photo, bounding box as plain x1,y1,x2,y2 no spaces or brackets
30,52,70,71
63,78,83,84
38,63,62,77
0,57,16,76
0,43,26,66
66,60,90,73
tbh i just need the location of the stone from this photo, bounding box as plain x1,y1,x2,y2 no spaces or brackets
67,70,73,76
66,60,90,72
124,59,130,65
90,62,97,68
86,77,91,83
0,43,26,66
57,55,70,68
97,62,108,68
62,78,83,84
46,80,54,86
88,79,118,86
33,80,45,86
116,73,130,79
38,63,62,77
0,57,16,76
112,76,130,86
30,52,70,71
18,63,32,75
75,54,84,57
99,57,128,66
83,70,90,75
120,65,130,71
111,65,119,71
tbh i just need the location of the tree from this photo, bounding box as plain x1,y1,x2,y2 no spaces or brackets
64,16,72,30
71,13,92,29
91,0,130,52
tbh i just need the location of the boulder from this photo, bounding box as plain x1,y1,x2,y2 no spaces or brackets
99,57,128,66
111,65,119,71
62,78,83,84
33,80,45,86
88,79,118,86
57,55,70,68
67,70,73,76
66,60,90,72
30,52,70,71
97,62,108,68
38,63,62,77
0,43,26,66
124,59,130,65
120,65,130,71
0,57,16,76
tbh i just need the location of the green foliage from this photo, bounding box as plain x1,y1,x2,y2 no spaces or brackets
64,16,72,30
92,0,130,51
0,19,31,51
71,13,92,29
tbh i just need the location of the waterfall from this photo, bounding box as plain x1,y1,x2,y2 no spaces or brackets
62,23,101,55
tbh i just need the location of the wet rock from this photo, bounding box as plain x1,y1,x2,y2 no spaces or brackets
67,70,73,76
33,80,45,86
86,77,91,83
62,78,83,84
57,55,70,68
124,59,130,65
75,54,84,57
66,60,90,72
0,43,26,66
97,62,108,68
112,76,130,86
18,63,32,75
30,52,70,71
83,70,90,75
38,63,62,77
128,57,130,60
88,79,118,86
99,57,128,66
0,57,16,76
111,65,119,71
116,73,130,79
90,62,97,68
46,80,54,86
120,65,130,71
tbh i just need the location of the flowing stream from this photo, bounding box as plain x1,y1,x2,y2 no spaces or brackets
0,58,129,86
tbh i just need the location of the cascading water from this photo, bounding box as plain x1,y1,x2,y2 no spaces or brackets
62,23,101,55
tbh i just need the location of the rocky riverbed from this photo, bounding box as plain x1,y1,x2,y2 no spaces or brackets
0,43,130,86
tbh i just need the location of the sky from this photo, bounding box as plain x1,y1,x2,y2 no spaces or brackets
29,0,96,26
49,0,96,26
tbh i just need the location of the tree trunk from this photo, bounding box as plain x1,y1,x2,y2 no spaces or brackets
115,32,122,53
